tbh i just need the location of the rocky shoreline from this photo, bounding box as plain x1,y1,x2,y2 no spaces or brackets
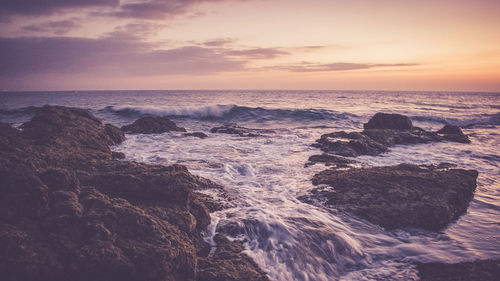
0,105,268,281
305,112,499,280
1,106,497,280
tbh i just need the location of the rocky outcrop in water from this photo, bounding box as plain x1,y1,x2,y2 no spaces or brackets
312,113,471,157
437,124,471,143
184,132,209,139
416,259,500,281
0,105,267,281
121,116,186,134
307,164,478,231
210,125,275,137
363,113,413,130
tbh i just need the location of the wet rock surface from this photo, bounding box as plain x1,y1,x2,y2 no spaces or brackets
121,116,186,134
309,164,478,231
0,105,267,281
184,132,209,139
305,153,358,168
210,124,275,137
416,259,500,281
313,113,471,157
197,234,269,281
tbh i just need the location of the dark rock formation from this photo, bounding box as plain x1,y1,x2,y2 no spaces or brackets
363,112,413,130
313,113,471,157
305,153,358,168
184,132,209,139
437,125,471,143
197,234,269,281
210,125,275,137
0,105,267,281
309,164,478,231
121,116,186,134
312,131,389,157
416,259,500,281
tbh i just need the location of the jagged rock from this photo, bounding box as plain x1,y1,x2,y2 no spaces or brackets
210,125,275,137
0,106,267,281
312,131,389,157
305,154,357,168
184,132,209,139
416,259,500,281
312,113,470,157
196,234,269,281
363,112,413,130
310,164,478,231
121,116,186,134
437,125,471,143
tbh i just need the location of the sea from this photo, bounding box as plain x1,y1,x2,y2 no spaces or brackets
1,90,499,280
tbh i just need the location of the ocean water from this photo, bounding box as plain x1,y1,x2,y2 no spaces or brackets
1,90,499,280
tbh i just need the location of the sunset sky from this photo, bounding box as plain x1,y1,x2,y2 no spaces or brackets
1,0,499,91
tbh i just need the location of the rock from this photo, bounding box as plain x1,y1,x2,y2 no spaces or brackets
312,131,389,157
184,132,209,139
313,113,470,157
104,123,126,144
121,116,186,134
310,164,478,231
210,125,275,137
196,234,269,281
416,259,500,281
363,112,413,130
305,154,357,168
437,125,471,143
0,105,266,281
111,151,126,159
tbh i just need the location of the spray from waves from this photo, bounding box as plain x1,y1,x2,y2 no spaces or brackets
410,112,500,128
101,105,358,123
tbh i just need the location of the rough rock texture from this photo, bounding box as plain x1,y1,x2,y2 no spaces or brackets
197,234,269,281
416,259,500,281
184,132,209,139
437,125,471,143
310,164,478,230
363,112,413,130
121,116,186,134
210,125,275,137
305,153,358,168
313,113,471,157
0,105,267,281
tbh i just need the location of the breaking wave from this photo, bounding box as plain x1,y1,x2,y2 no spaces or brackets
101,105,358,123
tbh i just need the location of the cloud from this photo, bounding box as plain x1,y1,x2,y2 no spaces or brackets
0,35,245,77
203,38,235,47
109,0,240,20
0,0,119,16
276,62,419,72
22,18,82,35
225,48,290,59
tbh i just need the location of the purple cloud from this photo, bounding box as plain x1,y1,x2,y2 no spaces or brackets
22,18,82,35
0,0,119,15
203,38,235,47
0,35,244,77
225,48,290,59
278,62,419,72
110,0,242,19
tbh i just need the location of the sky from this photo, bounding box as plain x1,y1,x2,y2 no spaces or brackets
0,0,499,91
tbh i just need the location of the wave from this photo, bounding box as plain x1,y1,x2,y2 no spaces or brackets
411,112,500,128
0,106,39,116
101,105,357,123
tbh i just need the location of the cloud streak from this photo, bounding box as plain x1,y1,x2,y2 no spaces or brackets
0,0,119,16
275,62,419,72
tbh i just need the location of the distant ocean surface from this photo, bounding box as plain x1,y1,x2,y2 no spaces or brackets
1,90,499,280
